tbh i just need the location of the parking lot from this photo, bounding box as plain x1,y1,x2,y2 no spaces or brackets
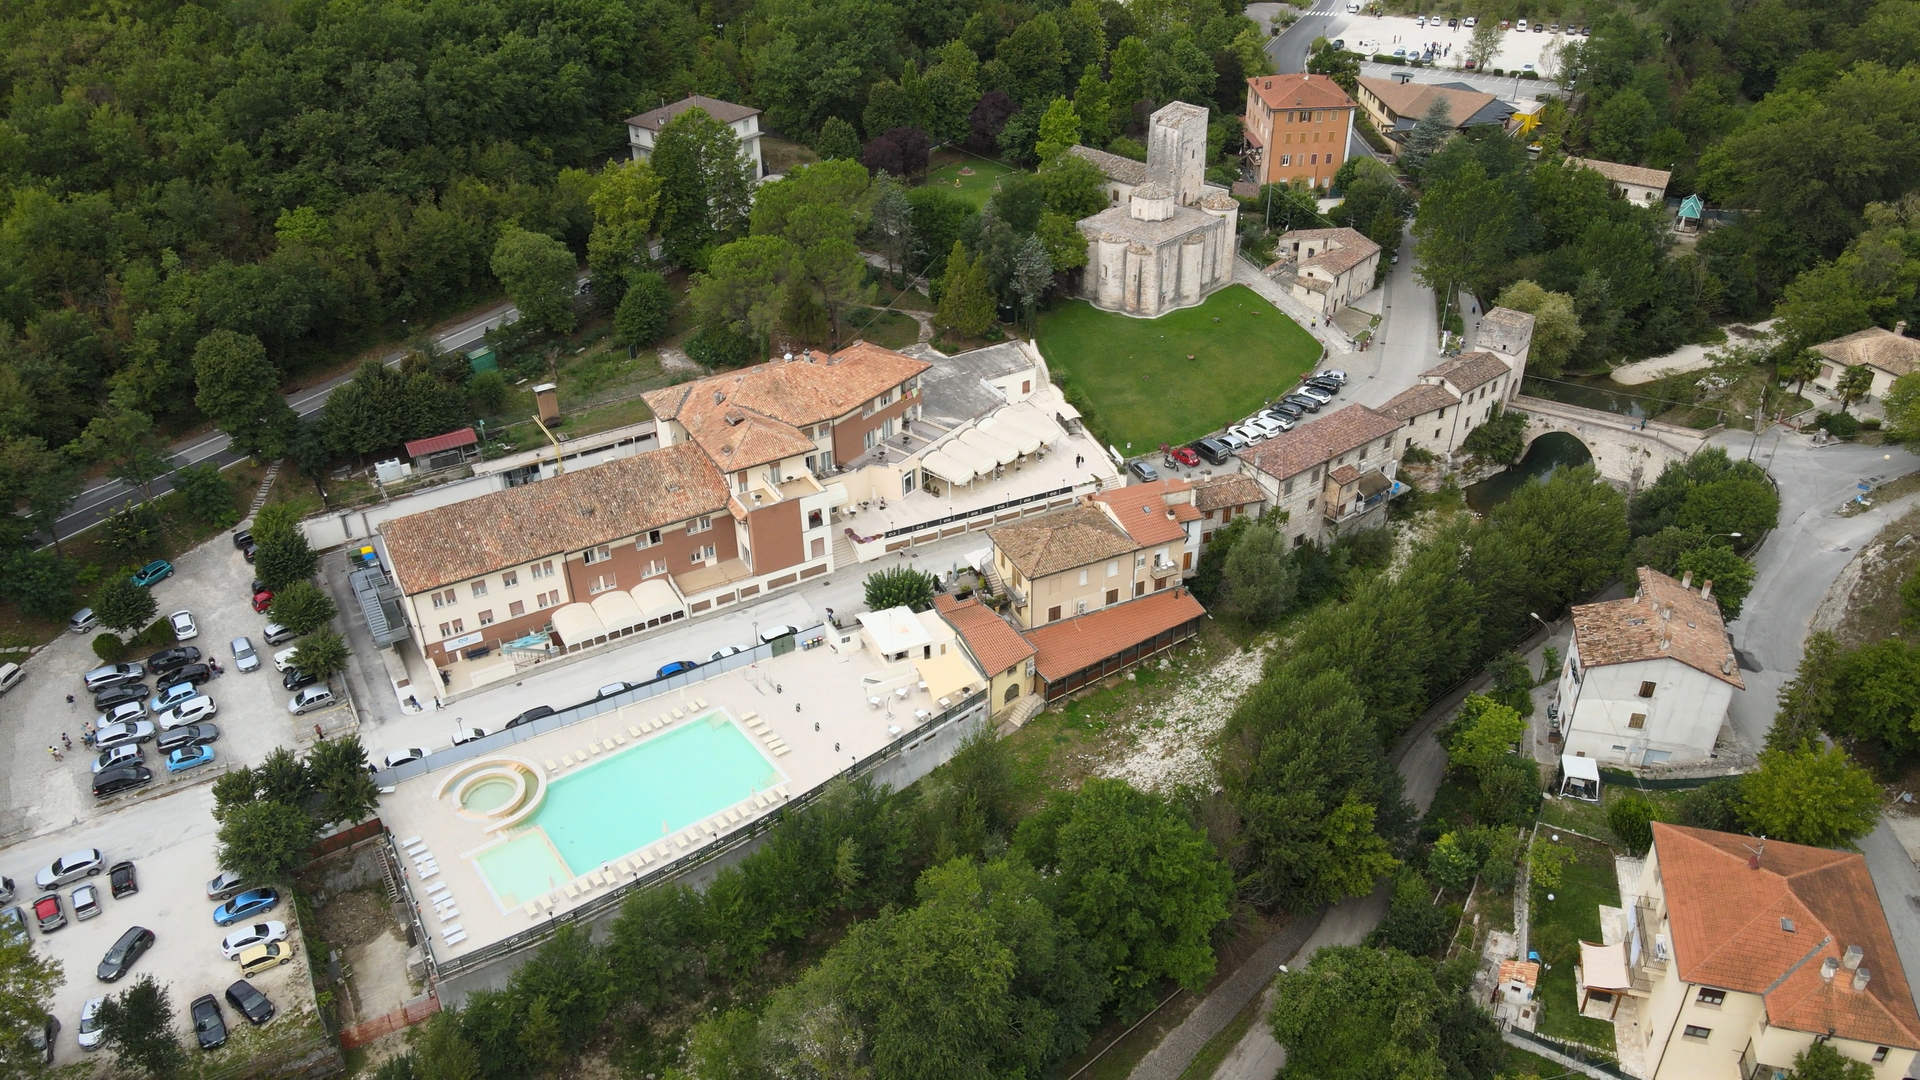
1328,10,1575,74
0,529,341,1066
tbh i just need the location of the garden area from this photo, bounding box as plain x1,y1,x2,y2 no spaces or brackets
1527,830,1623,1051
1036,286,1322,450
925,153,1023,209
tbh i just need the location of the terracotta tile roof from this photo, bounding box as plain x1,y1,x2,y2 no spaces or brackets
1241,404,1403,483
404,427,477,457
1815,328,1920,378
1477,307,1536,357
1358,77,1498,127
1571,567,1743,688
1248,73,1357,111
934,595,1036,676
1093,480,1196,546
1653,823,1920,1049
1379,383,1458,420
1193,474,1264,513
1067,145,1149,187
1568,157,1672,191
1498,959,1540,993
1422,351,1511,392
642,345,930,470
626,94,760,130
1277,227,1381,278
989,503,1140,580
1328,464,1361,485
1028,588,1206,681
380,443,728,595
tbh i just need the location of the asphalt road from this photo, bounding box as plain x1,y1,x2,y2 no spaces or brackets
1335,227,1436,414
51,293,546,541
1257,1,1342,74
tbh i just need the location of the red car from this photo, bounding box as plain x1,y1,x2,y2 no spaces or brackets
251,590,274,614
1168,446,1201,468
32,893,65,932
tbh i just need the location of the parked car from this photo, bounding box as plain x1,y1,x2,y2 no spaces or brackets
232,529,253,550
147,646,201,674
242,542,256,563
231,637,259,673
93,701,149,731
166,745,217,773
381,748,427,770
108,862,138,899
0,877,12,904
207,871,247,902
272,646,301,672
1268,400,1307,420
235,941,295,977
153,681,199,711
709,645,744,661
156,695,217,729
282,668,318,691
450,727,488,746
1464,16,1477,27
69,608,99,634
1516,18,1528,30
82,664,144,693
252,589,274,613
92,683,150,711
36,850,104,889
1190,437,1232,465
94,721,157,751
190,994,227,1050
130,560,174,587
0,662,22,695
26,1014,57,1066
1244,416,1285,439
1167,445,1200,468
1280,394,1324,413
71,884,100,921
90,745,143,775
1127,459,1160,483
169,662,214,687
97,925,155,981
656,660,699,678
225,980,275,1026
262,622,297,646
288,687,335,715
504,705,553,729
1294,385,1335,404
1258,412,1296,433
758,624,801,643
92,766,152,799
220,921,289,960
33,893,66,933
78,996,106,1050
168,610,198,641
1216,431,1251,453
213,889,280,926
1227,422,1268,445
597,681,637,698
157,724,219,754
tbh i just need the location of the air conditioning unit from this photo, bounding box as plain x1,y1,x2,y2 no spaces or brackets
1075,600,1087,615
1654,934,1672,961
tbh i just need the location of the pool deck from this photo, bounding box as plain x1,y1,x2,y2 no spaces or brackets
377,642,949,958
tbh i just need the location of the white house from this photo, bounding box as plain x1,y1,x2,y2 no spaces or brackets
1557,567,1743,767
1266,227,1381,314
1567,157,1672,208
625,95,765,179
1808,324,1920,401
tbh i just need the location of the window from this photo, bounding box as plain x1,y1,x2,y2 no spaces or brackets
1310,154,1318,164
645,559,667,577
692,545,715,563
1639,680,1656,698
1681,1026,1711,1041
1874,1047,1890,1063
811,537,825,558
1107,560,1119,577
537,590,561,608
809,509,824,529
478,609,494,626
471,581,488,598
1281,154,1290,166
531,560,554,579
1695,988,1725,1006
1135,553,1146,569
1628,713,1646,729
864,428,878,450
902,470,915,496
636,529,662,549
431,589,456,609
447,619,465,636
502,570,519,588
1106,588,1119,605
509,600,525,617
438,622,450,638
1284,478,1294,495
1134,580,1146,597
589,574,617,594
1048,605,1062,622
1078,569,1089,586
688,515,713,534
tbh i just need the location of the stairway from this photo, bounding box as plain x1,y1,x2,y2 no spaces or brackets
245,459,284,521
831,527,859,571
995,693,1044,730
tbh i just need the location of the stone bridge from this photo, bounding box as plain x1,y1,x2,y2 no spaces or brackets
1511,394,1718,493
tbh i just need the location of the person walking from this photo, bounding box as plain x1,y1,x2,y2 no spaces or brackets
61,732,72,751
47,746,60,762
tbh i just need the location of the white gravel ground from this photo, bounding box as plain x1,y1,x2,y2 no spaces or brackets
1099,641,1275,793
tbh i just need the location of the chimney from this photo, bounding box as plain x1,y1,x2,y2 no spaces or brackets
1822,957,1840,982
1855,967,1873,992
1844,945,1864,970
1681,571,1693,590
1897,321,1908,338
1701,580,1714,600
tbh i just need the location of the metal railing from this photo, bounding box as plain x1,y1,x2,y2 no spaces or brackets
1503,1024,1632,1079
879,485,1076,539
428,688,989,979
371,624,828,786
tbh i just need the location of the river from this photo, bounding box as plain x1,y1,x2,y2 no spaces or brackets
1463,431,1594,514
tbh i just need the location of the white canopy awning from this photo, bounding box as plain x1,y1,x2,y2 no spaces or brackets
1000,404,1064,446
1580,940,1632,991
921,450,975,485
591,589,645,634
1562,754,1601,782
631,577,685,622
979,415,1042,455
960,427,1020,465
942,438,999,476
550,603,607,646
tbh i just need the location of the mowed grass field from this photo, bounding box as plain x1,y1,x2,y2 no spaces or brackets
1036,285,1322,450
925,158,1021,208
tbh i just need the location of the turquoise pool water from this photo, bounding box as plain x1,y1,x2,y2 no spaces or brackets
475,714,781,903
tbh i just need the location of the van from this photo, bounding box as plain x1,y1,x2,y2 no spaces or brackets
69,608,98,634
0,663,22,695
261,623,297,646
1190,438,1231,466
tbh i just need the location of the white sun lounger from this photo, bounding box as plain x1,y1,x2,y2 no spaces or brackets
773,746,790,757
425,882,449,896
443,930,466,946
397,835,422,848
629,725,643,738
545,758,560,771
441,922,462,938
438,906,460,922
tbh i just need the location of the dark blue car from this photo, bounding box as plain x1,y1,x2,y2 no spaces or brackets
656,660,700,679
212,889,279,926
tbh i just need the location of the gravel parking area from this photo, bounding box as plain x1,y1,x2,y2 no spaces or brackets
1330,12,1573,74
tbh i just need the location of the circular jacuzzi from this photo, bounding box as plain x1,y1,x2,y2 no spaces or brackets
436,757,547,830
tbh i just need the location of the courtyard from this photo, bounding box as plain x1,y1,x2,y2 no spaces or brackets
1035,285,1323,450
925,155,1021,209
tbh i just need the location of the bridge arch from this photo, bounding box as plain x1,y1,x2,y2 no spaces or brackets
1510,395,1715,492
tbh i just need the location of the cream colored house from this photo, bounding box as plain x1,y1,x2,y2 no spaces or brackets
1593,823,1920,1080
1239,404,1405,548
987,488,1196,630
1809,324,1920,402
1567,157,1672,207
1266,227,1382,314
625,95,765,179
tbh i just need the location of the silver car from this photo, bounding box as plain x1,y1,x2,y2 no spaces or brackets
71,883,101,921
90,745,143,774
231,637,260,673
35,849,104,890
82,664,144,693
94,721,156,751
78,997,106,1050
93,700,148,730
1295,385,1335,404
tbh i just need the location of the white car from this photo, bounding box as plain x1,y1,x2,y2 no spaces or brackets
710,645,744,662
272,647,301,672
35,849,104,889
1464,16,1477,27
1245,415,1286,438
1346,1,1359,11
758,624,801,643
90,745,143,774
94,700,148,730
1227,422,1269,445
155,695,217,729
1516,18,1528,30
1414,14,1425,26
1216,431,1251,453
78,996,106,1051
381,748,428,769
1296,386,1336,405
220,920,288,961
450,728,488,747
168,610,198,641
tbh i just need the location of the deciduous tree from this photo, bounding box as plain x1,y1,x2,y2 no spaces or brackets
1493,281,1584,378
97,975,186,1079
93,576,158,635
0,935,62,1076
269,579,337,636
217,798,320,883
193,330,297,459
863,566,936,611
614,272,674,347
291,627,349,677
655,108,755,271
1741,743,1879,849
490,226,578,334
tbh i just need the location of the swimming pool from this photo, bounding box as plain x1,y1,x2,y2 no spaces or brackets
473,713,782,904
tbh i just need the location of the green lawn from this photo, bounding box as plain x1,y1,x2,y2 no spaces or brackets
926,158,1022,209
1531,834,1621,1052
1036,285,1322,450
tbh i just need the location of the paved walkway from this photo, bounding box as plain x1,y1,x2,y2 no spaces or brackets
1233,258,1355,355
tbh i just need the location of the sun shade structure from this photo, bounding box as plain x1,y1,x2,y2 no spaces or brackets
550,603,607,647
920,450,976,485
632,579,685,623
590,590,645,635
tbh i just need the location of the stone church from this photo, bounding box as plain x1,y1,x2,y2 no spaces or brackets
1069,101,1240,319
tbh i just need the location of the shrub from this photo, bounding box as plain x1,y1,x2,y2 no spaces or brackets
92,633,126,662
1607,793,1658,855
615,272,675,347
863,566,937,612
468,369,509,415
685,323,755,368
129,617,174,650
1814,410,1860,438
1675,776,1746,832
98,501,163,561
1861,416,1883,430
175,463,240,527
